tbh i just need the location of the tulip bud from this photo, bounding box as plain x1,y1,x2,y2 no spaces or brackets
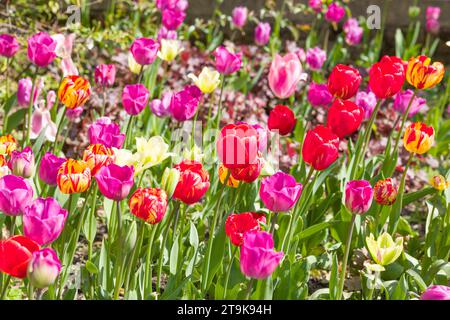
188,67,220,94
27,248,61,288
408,6,420,18
403,122,434,154
345,180,374,215
374,178,398,206
8,146,35,178
429,175,449,191
157,39,182,62
366,232,403,266
161,167,180,198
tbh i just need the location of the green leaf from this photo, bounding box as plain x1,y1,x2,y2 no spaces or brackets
405,269,427,292
6,108,27,132
86,260,99,274
207,221,227,289
3,94,17,118
329,253,339,300
169,235,179,275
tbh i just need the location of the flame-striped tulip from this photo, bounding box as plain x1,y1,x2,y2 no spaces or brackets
374,178,398,206
0,134,18,156
82,144,115,176
218,164,239,188
403,122,434,154
58,75,91,109
57,159,92,194
406,55,444,90
129,188,168,224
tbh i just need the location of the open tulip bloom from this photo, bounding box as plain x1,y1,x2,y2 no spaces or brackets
0,0,449,304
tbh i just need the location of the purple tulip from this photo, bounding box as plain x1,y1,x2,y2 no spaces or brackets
88,117,125,149
259,172,303,212
0,34,20,58
23,197,68,246
8,146,35,178
0,174,34,216
306,47,326,71
169,85,202,121
421,285,450,300
232,6,248,28
309,0,323,13
27,248,61,288
393,90,427,118
94,64,116,87
307,82,333,107
343,18,363,46
254,22,271,46
345,180,373,215
38,152,66,186
162,8,186,31
150,92,173,117
325,2,345,23
213,46,242,75
27,32,57,67
130,37,160,66
95,164,135,201
240,231,283,279
122,84,150,115
355,90,377,119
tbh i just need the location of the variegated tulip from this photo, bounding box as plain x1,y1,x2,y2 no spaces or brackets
403,122,434,154
57,159,91,194
406,55,444,90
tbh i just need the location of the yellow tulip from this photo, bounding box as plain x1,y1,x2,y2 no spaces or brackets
188,67,221,94
403,122,435,154
133,136,173,173
112,147,135,167
366,232,403,266
128,53,142,75
429,175,449,191
157,39,182,62
406,55,444,90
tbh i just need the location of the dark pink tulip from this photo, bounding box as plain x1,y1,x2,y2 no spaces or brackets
95,163,135,201
0,34,20,57
306,47,326,71
309,0,323,13
325,2,345,23
38,152,66,186
156,0,187,11
240,231,283,279
169,85,202,121
259,172,302,212
122,84,150,115
27,32,57,67
94,64,116,87
254,22,271,46
157,27,177,42
345,180,373,215
130,37,160,66
213,46,242,75
8,146,35,178
88,117,125,149
307,82,332,107
23,197,68,246
232,6,248,28
0,174,34,216
162,9,186,31
28,248,61,288
421,285,450,300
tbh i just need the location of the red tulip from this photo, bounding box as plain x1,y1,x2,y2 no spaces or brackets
302,125,339,171
369,56,405,99
230,154,264,183
268,105,296,136
0,235,40,278
326,99,364,139
225,212,261,246
172,160,210,205
327,64,361,100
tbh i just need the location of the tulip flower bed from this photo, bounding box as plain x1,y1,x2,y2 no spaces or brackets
0,0,449,301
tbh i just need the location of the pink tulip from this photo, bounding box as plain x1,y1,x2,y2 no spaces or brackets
325,2,345,23
122,84,150,115
52,33,78,76
170,85,202,121
232,7,248,28
31,91,57,142
268,53,305,99
393,90,427,118
162,8,186,31
27,248,61,288
426,6,440,21
0,34,19,57
307,82,332,107
157,27,178,42
27,32,57,67
254,22,271,46
130,38,160,66
95,164,135,201
344,18,363,46
17,77,44,108
95,64,116,87
213,46,242,75
8,146,35,178
240,231,283,279
156,0,188,11
421,285,450,300
66,107,84,121
306,47,326,70
309,0,323,13
38,152,66,186
345,180,373,215
23,197,68,246
150,92,173,117
88,117,125,149
355,90,377,119
259,171,302,212
0,174,34,216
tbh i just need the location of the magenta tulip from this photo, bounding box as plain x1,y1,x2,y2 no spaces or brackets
17,77,44,108
169,85,202,121
27,32,57,67
94,64,116,87
309,0,323,13
232,6,248,28
325,2,345,23
157,27,177,41
95,164,135,201
240,231,284,279
23,197,68,246
345,180,374,215
150,92,173,117
122,84,150,115
306,47,326,71
162,8,186,30
38,152,66,186
0,175,34,216
27,248,61,288
355,90,377,119
254,22,271,46
259,171,302,212
213,46,242,75
130,38,160,66
88,117,125,149
307,82,333,107
343,18,363,46
421,285,450,300
0,34,19,58
8,146,35,178
268,53,305,99
393,90,427,118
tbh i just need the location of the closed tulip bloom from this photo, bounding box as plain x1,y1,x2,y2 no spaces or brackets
82,144,115,176
17,77,43,108
240,231,283,279
157,39,182,62
355,90,377,119
225,213,261,246
374,178,398,206
0,134,18,156
309,0,323,13
0,34,19,57
306,47,326,71
94,64,116,87
406,55,444,90
133,136,172,173
58,75,91,110
156,0,187,11
307,82,333,107
268,53,305,99
88,117,125,149
268,105,296,136
161,167,181,198
343,18,363,46
27,32,57,67
327,64,361,100
302,125,339,171
232,6,248,28
218,164,240,188
122,84,150,115
8,146,35,178
369,56,405,99
27,248,61,288
429,175,449,191
403,122,434,154
366,232,403,266
213,46,242,75
0,235,40,279
345,180,374,215
162,8,186,31
325,2,345,23
326,99,364,139
95,164,134,201
188,67,221,94
129,188,168,224
23,197,68,246
66,107,83,121
173,160,210,205
230,155,264,183
57,159,91,194
0,175,34,216
421,285,450,300
150,92,173,117
130,37,160,65
128,53,142,74
393,90,427,117
254,22,271,46
157,26,177,42
259,171,302,212
169,85,202,121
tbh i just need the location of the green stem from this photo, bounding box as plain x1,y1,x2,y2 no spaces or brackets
28,282,34,300
144,225,158,299
391,90,417,157
0,275,11,300
25,72,37,147
222,245,238,299
245,278,255,300
215,76,226,130
113,201,124,300
336,213,357,300
51,105,67,153
124,221,146,299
